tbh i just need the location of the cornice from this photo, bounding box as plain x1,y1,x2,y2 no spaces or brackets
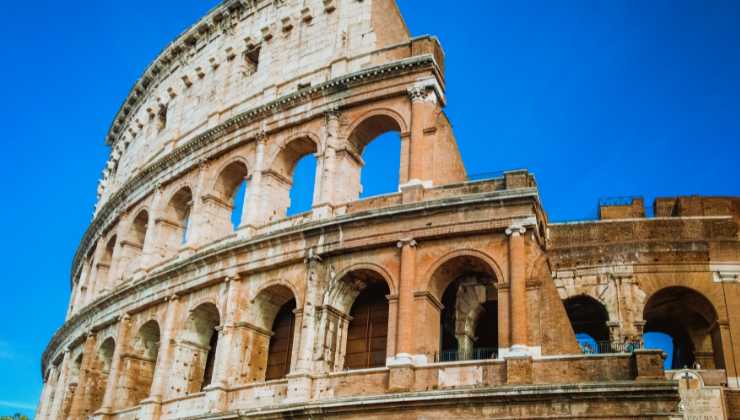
74,54,440,284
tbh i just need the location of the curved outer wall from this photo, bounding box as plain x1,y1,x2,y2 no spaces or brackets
37,1,740,419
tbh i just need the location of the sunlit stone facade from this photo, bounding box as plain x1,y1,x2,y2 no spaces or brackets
38,1,740,419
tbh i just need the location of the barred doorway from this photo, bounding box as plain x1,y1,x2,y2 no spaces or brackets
345,283,389,369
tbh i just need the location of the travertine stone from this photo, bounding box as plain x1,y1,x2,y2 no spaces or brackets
37,1,740,419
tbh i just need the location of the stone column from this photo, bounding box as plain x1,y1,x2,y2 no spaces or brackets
241,132,267,232
314,108,341,217
718,320,739,387
205,275,244,411
497,283,511,355
391,238,422,365
36,366,60,420
98,314,132,416
506,225,528,355
140,294,182,419
404,87,435,188
293,253,325,374
47,350,70,420
68,333,97,420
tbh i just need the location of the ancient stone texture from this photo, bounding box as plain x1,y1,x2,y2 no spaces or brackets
37,1,740,419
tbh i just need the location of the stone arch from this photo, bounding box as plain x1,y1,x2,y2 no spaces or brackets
130,209,150,246
120,209,150,278
328,268,392,370
263,134,320,218
424,249,503,301
563,294,611,350
159,186,194,255
118,319,161,408
97,234,118,294
425,250,502,362
331,262,397,306
171,302,221,396
343,109,408,199
210,157,250,198
346,108,409,154
642,286,724,370
245,283,299,381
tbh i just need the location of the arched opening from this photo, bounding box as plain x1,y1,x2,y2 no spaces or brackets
88,337,116,414
124,210,149,277
162,187,193,254
348,114,403,200
345,281,390,370
267,137,318,220
433,255,498,362
266,299,296,380
175,303,220,394
246,284,298,382
132,211,149,248
213,161,249,232
288,154,317,215
120,320,160,407
97,235,117,294
643,287,723,370
563,295,610,353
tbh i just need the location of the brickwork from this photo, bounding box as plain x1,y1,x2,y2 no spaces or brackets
37,1,740,419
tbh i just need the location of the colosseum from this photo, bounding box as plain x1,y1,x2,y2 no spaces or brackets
36,1,740,419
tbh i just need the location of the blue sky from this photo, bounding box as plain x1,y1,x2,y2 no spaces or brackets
1,0,739,415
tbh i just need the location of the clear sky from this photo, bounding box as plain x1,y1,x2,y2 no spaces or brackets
1,0,739,415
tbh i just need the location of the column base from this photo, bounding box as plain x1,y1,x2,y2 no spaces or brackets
387,353,428,367
499,345,541,359
203,382,229,413
399,179,433,190
139,397,163,420
284,373,314,403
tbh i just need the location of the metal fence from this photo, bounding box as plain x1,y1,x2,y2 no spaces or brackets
579,341,642,355
434,347,498,362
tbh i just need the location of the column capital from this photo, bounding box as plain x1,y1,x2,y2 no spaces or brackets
505,225,527,237
397,238,417,248
168,293,180,302
407,86,429,102
254,128,268,143
324,104,342,120
224,273,243,283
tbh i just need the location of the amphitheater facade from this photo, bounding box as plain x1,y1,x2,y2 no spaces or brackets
37,1,740,419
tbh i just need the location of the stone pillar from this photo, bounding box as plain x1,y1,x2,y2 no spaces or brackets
506,225,528,355
241,133,267,231
404,86,435,189
205,275,244,411
293,253,325,374
98,314,132,416
391,238,424,365
140,294,182,420
497,283,511,355
36,366,60,420
718,320,739,387
314,108,342,217
68,333,97,420
47,350,70,420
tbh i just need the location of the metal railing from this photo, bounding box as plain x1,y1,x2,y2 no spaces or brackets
598,196,643,207
434,347,498,362
579,340,642,355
